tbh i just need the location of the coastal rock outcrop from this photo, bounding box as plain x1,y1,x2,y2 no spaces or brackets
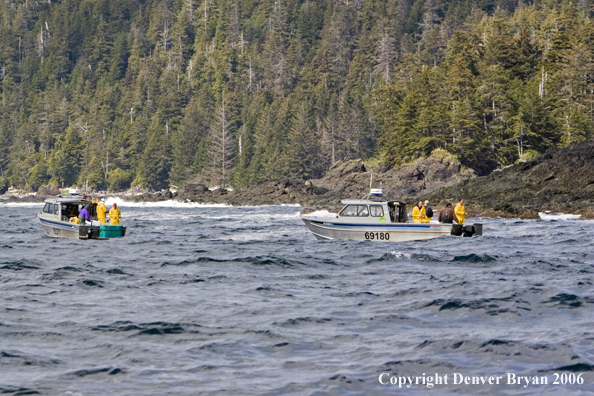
168,150,474,208
424,138,594,218
309,151,475,206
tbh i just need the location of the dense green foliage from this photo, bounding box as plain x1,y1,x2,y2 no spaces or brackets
0,0,593,191
373,2,594,174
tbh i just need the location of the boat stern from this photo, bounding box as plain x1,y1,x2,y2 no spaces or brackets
451,223,482,237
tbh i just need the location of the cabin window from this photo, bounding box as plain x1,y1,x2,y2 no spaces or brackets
340,205,369,217
340,205,358,216
54,204,59,215
369,205,384,217
43,203,51,213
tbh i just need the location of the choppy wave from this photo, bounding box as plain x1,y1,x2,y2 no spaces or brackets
0,202,41,207
452,253,497,262
302,209,335,217
1,206,594,394
104,197,232,208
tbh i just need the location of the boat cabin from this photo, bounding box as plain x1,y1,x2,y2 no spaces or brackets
38,194,126,240
336,188,408,223
338,200,408,223
300,187,481,242
40,197,98,222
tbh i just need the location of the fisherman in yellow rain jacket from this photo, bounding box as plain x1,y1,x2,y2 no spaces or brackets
96,198,107,225
412,200,429,223
455,198,467,224
109,203,121,225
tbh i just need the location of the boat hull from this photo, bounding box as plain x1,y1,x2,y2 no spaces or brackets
302,219,453,242
39,217,84,239
38,216,125,240
37,197,126,240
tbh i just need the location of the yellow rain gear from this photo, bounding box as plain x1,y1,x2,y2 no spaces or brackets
455,203,466,224
97,202,107,225
412,206,429,223
109,207,121,225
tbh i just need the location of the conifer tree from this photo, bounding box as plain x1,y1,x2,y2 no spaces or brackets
3,0,594,190
51,124,84,187
209,95,234,187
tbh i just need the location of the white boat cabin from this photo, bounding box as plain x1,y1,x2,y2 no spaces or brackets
336,199,408,224
40,198,99,222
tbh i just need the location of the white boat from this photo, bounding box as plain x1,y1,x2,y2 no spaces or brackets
538,211,581,221
300,189,482,242
60,188,81,195
37,195,126,239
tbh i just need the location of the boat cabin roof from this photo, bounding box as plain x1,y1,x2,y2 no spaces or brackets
44,195,93,205
340,199,405,205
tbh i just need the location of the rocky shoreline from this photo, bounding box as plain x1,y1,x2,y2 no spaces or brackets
2,150,473,209
423,138,594,219
3,140,592,219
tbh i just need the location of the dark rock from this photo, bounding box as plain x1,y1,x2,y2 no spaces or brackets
36,185,60,196
306,185,328,196
0,194,45,203
212,187,228,195
424,137,594,218
326,160,366,178
180,184,209,194
377,163,393,173
128,185,152,194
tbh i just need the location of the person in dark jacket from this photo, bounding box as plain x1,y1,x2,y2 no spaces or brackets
424,200,433,220
438,202,459,224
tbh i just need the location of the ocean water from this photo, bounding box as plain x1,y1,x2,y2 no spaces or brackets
1,202,593,395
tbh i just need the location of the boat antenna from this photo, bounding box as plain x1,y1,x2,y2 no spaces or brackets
370,174,373,189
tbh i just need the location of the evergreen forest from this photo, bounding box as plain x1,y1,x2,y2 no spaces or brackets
1,0,593,192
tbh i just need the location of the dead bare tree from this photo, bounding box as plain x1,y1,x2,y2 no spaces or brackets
210,96,234,186
373,32,395,83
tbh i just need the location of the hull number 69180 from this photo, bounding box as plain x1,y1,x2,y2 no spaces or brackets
365,232,389,240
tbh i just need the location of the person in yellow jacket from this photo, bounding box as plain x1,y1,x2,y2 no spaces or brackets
455,198,467,224
109,203,121,225
96,198,107,225
412,201,429,223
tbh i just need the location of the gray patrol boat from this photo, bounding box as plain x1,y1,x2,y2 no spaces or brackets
300,189,482,242
37,194,126,240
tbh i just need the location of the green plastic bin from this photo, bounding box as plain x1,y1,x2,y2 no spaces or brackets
99,224,123,238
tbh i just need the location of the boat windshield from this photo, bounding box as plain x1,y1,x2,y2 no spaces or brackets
340,204,369,217
43,203,59,215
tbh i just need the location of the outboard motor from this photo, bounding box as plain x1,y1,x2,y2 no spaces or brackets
87,227,94,239
463,225,475,237
451,223,483,237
